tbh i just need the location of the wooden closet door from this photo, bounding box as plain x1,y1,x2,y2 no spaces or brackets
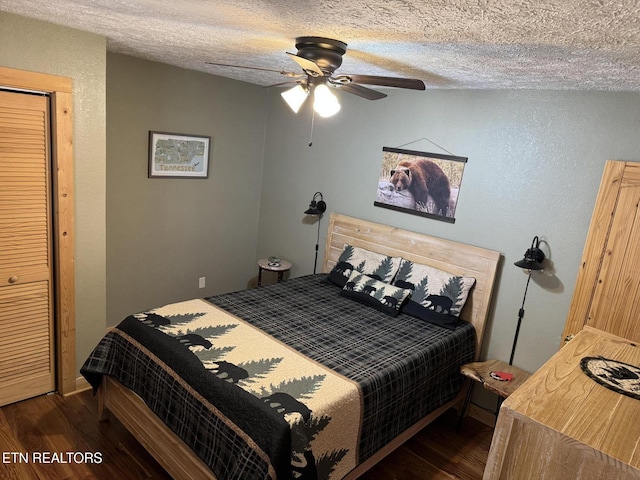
0,90,55,406
562,161,640,344
587,164,640,341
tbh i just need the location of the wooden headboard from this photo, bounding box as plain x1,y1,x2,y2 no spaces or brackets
323,213,501,359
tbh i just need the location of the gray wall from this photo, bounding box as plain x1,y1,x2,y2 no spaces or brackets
106,53,268,323
259,88,640,374
4,9,640,390
0,11,107,373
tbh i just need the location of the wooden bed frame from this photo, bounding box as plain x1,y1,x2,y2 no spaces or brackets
98,212,501,480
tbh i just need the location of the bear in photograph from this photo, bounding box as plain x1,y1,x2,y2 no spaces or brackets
390,158,451,215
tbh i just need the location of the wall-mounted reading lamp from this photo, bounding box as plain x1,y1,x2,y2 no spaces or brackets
303,192,327,274
510,235,546,365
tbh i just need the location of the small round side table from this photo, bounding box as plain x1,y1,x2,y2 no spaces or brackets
257,258,292,286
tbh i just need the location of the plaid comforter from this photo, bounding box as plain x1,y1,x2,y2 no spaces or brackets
81,274,475,479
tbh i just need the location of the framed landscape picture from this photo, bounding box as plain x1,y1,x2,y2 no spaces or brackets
374,147,467,223
148,131,211,178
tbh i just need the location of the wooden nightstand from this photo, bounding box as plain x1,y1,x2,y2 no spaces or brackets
257,258,292,286
458,359,531,427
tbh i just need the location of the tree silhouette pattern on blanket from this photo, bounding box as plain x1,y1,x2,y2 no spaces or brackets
134,309,346,480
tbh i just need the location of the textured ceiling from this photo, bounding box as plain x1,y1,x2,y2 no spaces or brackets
2,0,640,90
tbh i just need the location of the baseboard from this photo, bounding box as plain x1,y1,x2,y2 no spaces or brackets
64,376,92,396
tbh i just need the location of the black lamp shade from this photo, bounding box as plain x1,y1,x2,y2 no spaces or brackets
514,236,545,270
304,192,326,215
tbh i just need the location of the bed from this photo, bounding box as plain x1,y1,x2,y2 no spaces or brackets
81,213,500,480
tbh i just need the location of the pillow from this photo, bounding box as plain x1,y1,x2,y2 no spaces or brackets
393,259,476,328
328,244,402,287
340,271,412,317
401,301,461,329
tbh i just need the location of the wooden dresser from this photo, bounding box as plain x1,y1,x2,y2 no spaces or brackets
484,328,640,480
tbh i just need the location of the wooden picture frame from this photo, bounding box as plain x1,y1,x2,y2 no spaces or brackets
375,147,467,223
148,131,210,178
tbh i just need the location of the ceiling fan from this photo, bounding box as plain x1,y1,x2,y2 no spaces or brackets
206,36,426,117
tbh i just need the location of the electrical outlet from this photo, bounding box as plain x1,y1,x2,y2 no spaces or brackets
198,277,205,289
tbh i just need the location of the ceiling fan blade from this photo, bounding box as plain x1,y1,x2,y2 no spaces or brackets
337,74,426,90
339,83,387,100
286,53,324,77
205,61,302,77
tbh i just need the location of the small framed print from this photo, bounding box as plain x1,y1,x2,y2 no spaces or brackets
148,131,210,178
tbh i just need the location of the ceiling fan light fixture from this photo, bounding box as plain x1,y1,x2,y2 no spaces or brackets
281,84,309,113
313,84,340,117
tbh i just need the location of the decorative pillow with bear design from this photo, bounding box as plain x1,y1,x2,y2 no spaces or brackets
328,244,402,287
392,259,476,329
340,271,412,317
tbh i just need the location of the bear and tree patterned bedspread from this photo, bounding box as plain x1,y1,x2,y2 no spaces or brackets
81,274,475,480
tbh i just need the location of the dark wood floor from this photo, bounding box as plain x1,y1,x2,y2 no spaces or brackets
0,390,493,479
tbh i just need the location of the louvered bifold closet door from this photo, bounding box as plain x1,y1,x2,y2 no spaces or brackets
0,90,55,406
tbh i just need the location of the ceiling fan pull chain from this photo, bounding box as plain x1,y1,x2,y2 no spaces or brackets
308,108,315,147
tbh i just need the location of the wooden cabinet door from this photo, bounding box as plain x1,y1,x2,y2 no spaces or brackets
562,161,640,344
0,90,55,406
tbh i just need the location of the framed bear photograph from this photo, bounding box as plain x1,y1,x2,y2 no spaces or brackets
374,147,467,223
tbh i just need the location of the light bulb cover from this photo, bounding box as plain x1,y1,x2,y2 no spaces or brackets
313,84,341,117
281,84,309,113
